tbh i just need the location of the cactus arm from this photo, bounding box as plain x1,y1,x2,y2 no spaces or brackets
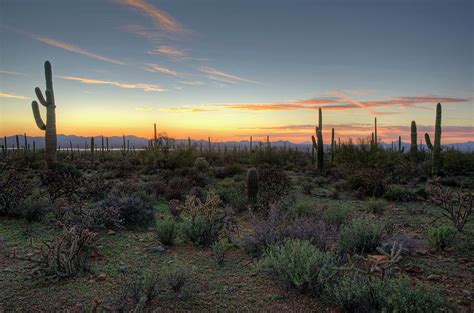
31,101,46,130
425,133,433,150
45,89,55,107
35,87,48,107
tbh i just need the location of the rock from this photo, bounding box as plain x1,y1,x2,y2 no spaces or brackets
107,230,116,235
96,273,107,281
427,274,441,282
149,246,166,253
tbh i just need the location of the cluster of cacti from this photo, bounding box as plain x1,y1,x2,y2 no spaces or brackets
425,103,442,176
31,61,57,166
247,167,259,205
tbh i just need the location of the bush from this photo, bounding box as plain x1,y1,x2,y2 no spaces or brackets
181,216,221,247
291,198,318,217
381,277,450,313
365,197,387,215
165,176,193,200
323,206,353,228
161,260,192,294
242,206,336,257
217,182,247,212
384,185,421,202
18,191,50,222
261,239,335,295
211,239,230,265
257,165,291,209
339,218,384,255
101,192,155,228
427,225,457,250
346,169,386,199
194,157,210,172
156,218,176,246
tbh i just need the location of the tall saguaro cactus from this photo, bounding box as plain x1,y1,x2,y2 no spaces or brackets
316,108,324,174
31,61,57,165
246,167,259,205
410,121,418,153
425,103,442,176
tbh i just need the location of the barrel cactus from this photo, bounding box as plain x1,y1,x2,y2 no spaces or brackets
246,167,259,205
31,61,57,165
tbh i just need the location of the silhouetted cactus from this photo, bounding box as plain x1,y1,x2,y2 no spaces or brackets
247,167,259,205
410,121,417,153
311,135,317,164
374,117,378,145
330,127,335,166
31,61,57,165
425,103,442,176
90,137,95,164
316,108,324,174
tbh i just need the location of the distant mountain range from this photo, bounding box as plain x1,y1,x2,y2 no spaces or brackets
2,135,473,152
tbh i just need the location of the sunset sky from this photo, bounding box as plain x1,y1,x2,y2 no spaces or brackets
0,0,473,143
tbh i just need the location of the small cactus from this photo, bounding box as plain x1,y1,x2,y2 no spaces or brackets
410,121,417,154
246,167,259,205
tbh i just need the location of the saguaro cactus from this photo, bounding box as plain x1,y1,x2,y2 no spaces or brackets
246,167,259,205
410,121,418,153
425,103,442,176
316,108,324,173
330,127,335,166
31,61,57,165
374,117,378,145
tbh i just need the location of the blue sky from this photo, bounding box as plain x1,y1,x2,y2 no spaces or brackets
0,0,472,142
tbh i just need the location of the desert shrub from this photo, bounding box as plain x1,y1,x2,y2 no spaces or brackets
381,233,426,256
101,192,155,228
260,239,335,295
427,225,457,250
323,206,353,228
214,163,244,179
242,206,336,257
165,176,193,200
0,166,35,217
156,218,176,246
161,260,192,294
384,185,422,202
346,169,386,199
291,198,318,217
168,199,182,220
39,162,83,203
217,182,247,212
313,176,329,187
325,273,381,312
179,190,235,246
82,173,111,201
301,180,315,195
339,218,384,255
429,180,473,231
61,201,123,230
256,165,291,209
366,197,387,215
17,191,50,222
24,225,97,280
380,277,450,313
128,270,162,312
211,239,230,265
194,157,210,172
187,186,207,202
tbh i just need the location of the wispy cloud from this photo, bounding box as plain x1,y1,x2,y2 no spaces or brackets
148,45,186,58
159,107,217,113
59,76,165,92
199,66,258,84
135,106,153,111
0,70,26,76
179,80,204,86
144,63,189,77
118,0,188,34
34,36,124,65
0,92,30,100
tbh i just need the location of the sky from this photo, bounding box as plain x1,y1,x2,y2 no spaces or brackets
0,0,473,143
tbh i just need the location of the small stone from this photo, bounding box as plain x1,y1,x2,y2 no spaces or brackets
96,273,107,281
107,230,116,235
427,274,441,282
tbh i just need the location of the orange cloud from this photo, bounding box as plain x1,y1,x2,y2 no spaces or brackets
199,66,258,84
118,0,188,34
144,63,189,77
159,107,217,113
35,36,124,65
0,92,30,100
59,76,165,92
149,45,186,58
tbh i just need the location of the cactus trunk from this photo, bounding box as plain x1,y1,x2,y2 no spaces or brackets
410,121,418,153
246,168,259,205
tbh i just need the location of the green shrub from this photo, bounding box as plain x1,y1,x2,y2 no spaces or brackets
181,216,221,247
384,185,418,202
381,277,450,313
18,191,50,222
194,157,210,172
365,197,387,215
323,206,352,228
427,225,457,250
260,239,335,295
161,260,192,294
211,239,230,265
325,273,381,312
217,182,247,212
156,218,176,246
339,218,384,255
291,198,318,217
